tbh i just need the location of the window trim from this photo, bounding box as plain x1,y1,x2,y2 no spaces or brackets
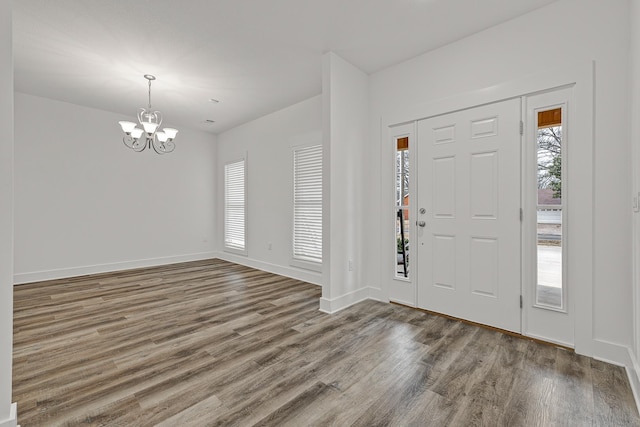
223,154,248,256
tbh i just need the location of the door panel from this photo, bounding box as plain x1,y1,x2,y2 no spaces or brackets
470,151,498,219
433,235,456,289
416,98,521,333
433,157,456,217
470,237,498,297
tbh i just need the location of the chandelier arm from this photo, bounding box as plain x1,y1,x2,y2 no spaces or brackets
163,140,176,153
123,135,147,152
151,138,167,154
133,139,147,152
123,135,134,149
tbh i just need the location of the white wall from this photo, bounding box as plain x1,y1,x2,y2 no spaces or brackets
0,0,17,424
320,52,370,312
630,0,640,405
13,93,217,283
368,0,631,361
215,95,323,285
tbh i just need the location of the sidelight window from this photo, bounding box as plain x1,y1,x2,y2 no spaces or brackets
536,108,564,309
396,136,410,278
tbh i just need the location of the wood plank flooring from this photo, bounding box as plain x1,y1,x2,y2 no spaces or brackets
13,259,640,426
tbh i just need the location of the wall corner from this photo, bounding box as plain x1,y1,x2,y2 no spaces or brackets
0,403,17,427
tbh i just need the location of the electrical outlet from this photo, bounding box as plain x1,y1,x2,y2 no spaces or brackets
348,259,353,271
268,242,272,250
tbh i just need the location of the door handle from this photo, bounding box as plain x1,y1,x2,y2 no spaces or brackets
417,221,426,227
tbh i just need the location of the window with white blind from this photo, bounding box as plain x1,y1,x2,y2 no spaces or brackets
224,158,246,254
292,144,322,270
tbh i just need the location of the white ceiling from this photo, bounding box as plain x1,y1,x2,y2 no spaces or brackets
13,0,557,134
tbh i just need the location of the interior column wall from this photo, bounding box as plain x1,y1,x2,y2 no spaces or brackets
321,52,370,312
0,1,16,425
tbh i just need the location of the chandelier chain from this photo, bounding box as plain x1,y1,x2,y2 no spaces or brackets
148,78,152,110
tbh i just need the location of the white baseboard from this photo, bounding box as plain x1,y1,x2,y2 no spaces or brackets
368,287,385,302
591,339,640,414
319,287,371,314
0,403,17,427
592,341,640,414
215,252,322,286
592,338,633,367
627,348,640,415
13,252,218,284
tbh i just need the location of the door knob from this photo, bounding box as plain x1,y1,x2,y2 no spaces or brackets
417,221,426,227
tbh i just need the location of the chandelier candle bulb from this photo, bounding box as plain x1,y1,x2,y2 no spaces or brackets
131,128,143,139
163,128,178,139
118,74,178,154
156,131,168,143
142,121,159,135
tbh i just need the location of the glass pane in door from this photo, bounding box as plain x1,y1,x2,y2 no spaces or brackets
536,109,563,309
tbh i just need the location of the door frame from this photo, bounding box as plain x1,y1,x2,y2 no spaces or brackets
522,88,574,348
381,61,594,357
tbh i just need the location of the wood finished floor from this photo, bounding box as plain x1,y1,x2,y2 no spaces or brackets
13,259,640,426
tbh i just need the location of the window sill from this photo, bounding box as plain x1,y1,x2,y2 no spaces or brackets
223,246,247,257
290,258,322,273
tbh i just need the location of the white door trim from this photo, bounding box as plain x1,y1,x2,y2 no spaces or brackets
381,61,594,357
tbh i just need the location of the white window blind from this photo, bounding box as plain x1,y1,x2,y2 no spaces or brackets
224,159,246,252
293,145,322,264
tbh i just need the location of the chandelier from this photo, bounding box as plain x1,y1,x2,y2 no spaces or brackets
118,74,178,154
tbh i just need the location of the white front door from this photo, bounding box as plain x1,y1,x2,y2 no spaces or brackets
416,98,522,333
